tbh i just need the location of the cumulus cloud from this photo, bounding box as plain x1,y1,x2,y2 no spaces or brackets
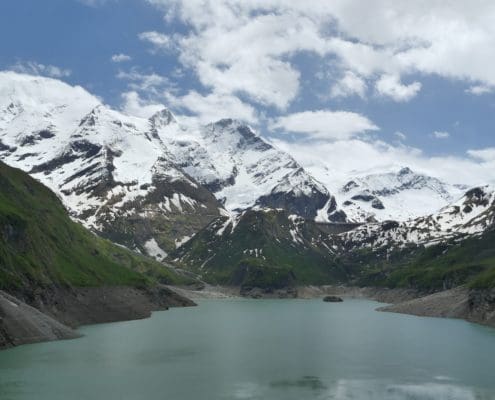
121,91,165,118
166,90,258,124
468,147,495,162
117,68,172,94
111,53,132,63
10,61,71,78
138,31,173,52
145,1,495,109
432,131,450,139
375,74,422,102
465,84,493,95
269,110,378,140
330,71,367,99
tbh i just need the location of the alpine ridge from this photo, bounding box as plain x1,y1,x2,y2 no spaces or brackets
0,72,336,258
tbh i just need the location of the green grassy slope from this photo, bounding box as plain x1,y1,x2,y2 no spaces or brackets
173,209,351,285
0,162,189,291
353,229,495,291
174,206,495,290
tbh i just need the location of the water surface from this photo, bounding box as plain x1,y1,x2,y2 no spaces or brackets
1,299,495,399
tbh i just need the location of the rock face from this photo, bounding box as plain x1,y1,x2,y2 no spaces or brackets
10,285,196,329
379,287,495,328
0,290,78,349
0,286,196,350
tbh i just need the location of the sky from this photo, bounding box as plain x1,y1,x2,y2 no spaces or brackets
0,0,494,185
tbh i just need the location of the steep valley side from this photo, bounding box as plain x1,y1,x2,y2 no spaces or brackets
0,161,195,349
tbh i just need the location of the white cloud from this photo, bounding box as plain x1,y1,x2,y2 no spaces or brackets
111,53,132,63
10,61,71,79
120,91,165,118
138,31,173,52
117,69,171,93
166,90,258,124
465,84,493,95
269,110,378,140
432,130,450,139
375,74,422,102
468,147,495,162
330,71,367,99
269,138,495,190
394,131,407,140
146,1,495,108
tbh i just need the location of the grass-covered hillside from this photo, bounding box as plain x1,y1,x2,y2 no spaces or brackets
0,162,189,291
353,229,495,291
174,205,495,291
173,209,352,285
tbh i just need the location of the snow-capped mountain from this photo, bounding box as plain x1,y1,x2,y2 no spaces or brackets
341,185,495,251
152,117,337,220
0,73,223,255
0,72,337,256
330,167,466,222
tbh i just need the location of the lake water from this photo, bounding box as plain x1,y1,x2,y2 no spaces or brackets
1,299,495,400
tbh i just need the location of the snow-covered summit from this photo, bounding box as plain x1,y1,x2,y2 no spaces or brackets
152,116,334,218
336,166,466,222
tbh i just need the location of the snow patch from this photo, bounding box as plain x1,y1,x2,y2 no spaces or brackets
144,238,167,260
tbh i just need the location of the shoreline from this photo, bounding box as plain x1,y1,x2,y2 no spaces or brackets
3,283,494,350
169,284,420,303
168,284,495,329
0,285,196,350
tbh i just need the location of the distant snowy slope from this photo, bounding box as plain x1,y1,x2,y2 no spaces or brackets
299,163,466,222
337,167,467,222
341,185,495,251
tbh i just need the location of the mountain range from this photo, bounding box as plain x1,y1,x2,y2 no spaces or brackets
1,71,494,294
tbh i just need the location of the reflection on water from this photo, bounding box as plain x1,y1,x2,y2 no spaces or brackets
231,378,490,400
271,375,327,391
0,299,494,400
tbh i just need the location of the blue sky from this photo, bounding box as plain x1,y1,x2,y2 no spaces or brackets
0,0,494,184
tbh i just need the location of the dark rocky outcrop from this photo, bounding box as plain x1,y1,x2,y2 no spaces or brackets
0,290,78,349
240,286,298,299
323,295,343,302
9,285,195,329
256,176,331,220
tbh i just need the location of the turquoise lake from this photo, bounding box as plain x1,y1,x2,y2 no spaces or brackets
1,298,495,400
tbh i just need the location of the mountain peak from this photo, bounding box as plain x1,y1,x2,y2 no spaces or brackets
149,108,177,128
210,118,238,128
0,71,100,111
398,166,413,176
208,118,256,136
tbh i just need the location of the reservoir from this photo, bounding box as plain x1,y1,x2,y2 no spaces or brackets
1,299,494,400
